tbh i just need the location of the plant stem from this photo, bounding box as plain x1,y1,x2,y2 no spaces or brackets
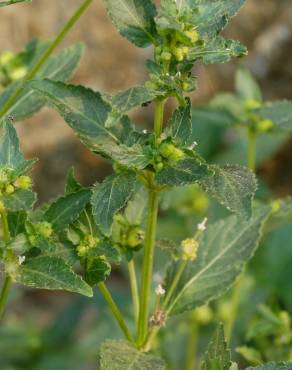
225,277,242,344
162,260,187,310
185,314,199,370
137,98,165,346
0,210,12,321
0,0,93,119
247,129,257,172
128,259,139,328
98,282,133,343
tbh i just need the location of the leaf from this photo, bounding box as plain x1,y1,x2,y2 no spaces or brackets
256,101,292,131
246,363,292,370
103,0,157,47
65,167,82,194
100,340,166,370
85,257,111,286
156,156,212,187
91,172,137,236
14,255,93,297
190,37,247,65
106,86,161,127
165,206,270,315
1,43,83,121
235,67,262,102
192,107,238,128
200,164,257,219
0,0,31,7
2,189,37,212
44,189,91,232
124,187,147,225
236,346,263,366
166,99,193,147
201,323,231,370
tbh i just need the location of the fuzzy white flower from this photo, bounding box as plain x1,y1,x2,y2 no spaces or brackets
155,284,166,296
18,256,26,265
197,217,208,232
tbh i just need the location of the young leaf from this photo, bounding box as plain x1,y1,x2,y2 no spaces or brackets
65,167,82,195
85,257,111,286
246,363,292,370
91,172,137,236
235,66,262,102
200,164,257,219
166,99,192,147
0,0,31,7
13,256,93,297
156,157,212,187
201,323,231,370
1,43,83,121
257,101,292,131
103,0,157,48
100,340,166,370
165,206,271,315
44,189,91,232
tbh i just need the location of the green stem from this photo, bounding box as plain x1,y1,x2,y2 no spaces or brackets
98,282,133,343
128,259,139,328
137,98,165,346
247,129,257,172
185,314,199,370
0,0,93,119
162,260,187,310
0,210,12,321
225,277,242,344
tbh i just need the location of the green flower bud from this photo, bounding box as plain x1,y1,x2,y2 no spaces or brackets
195,306,213,325
244,99,262,111
159,142,185,162
173,47,184,62
0,201,6,212
77,243,88,258
256,119,273,133
181,238,199,261
10,67,27,81
182,81,190,91
185,30,199,43
145,80,158,90
127,227,145,248
0,51,14,66
161,51,172,61
36,221,53,238
5,184,15,195
155,162,164,172
192,194,209,213
14,175,32,190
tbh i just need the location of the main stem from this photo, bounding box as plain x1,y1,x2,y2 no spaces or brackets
0,210,12,321
128,259,139,328
247,129,257,172
98,282,133,343
137,98,165,346
0,0,93,119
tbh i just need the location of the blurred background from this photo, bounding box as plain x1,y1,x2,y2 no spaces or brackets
0,1,292,369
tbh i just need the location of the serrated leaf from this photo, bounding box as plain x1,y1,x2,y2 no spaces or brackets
65,167,82,195
100,340,166,370
200,164,257,219
1,43,83,121
93,241,121,264
166,99,192,147
106,86,161,127
91,172,137,236
156,156,212,187
0,0,31,7
85,257,111,286
13,255,93,297
190,37,247,65
201,323,231,370
257,101,292,131
165,206,270,315
246,363,292,370
103,0,157,47
44,189,91,232
2,189,37,212
235,67,262,102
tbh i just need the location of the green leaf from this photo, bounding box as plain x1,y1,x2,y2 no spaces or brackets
65,167,82,194
106,86,161,127
85,257,111,286
0,0,31,7
236,346,262,366
100,340,166,370
91,172,137,236
13,255,93,297
165,206,270,315
235,67,262,102
256,101,292,131
103,0,157,47
190,37,247,65
44,189,91,232
124,187,147,225
246,363,292,370
156,156,212,187
201,323,231,370
166,99,193,147
201,164,257,219
1,43,83,121
192,106,238,128
2,189,36,212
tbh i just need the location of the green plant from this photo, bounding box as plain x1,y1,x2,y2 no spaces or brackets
1,1,292,369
